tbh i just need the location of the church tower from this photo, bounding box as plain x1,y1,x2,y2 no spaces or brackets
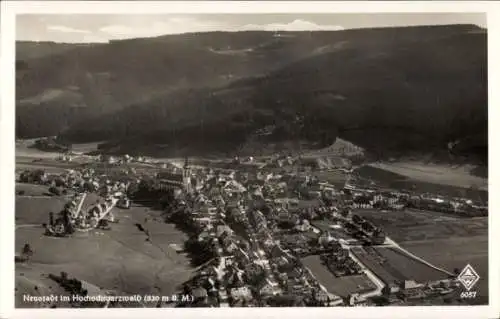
183,157,192,193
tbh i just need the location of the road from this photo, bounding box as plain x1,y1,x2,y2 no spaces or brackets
384,237,454,276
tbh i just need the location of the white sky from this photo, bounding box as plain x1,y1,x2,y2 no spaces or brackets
16,13,486,43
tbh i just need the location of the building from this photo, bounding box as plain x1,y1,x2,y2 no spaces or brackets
399,280,426,300
230,286,252,302
192,287,208,303
258,279,281,297
157,157,192,192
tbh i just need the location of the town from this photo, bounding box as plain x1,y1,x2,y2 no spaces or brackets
15,148,487,307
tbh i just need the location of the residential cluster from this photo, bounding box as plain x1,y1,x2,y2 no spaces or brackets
344,177,487,217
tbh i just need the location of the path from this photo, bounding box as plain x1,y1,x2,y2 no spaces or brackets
385,237,454,276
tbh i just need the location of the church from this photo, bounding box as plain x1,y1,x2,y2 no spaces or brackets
157,158,192,193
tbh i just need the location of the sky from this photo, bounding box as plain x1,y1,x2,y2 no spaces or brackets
16,13,487,43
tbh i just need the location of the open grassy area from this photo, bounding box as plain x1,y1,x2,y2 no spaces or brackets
16,160,75,175
354,209,488,301
401,236,488,298
369,162,487,191
314,170,348,189
302,255,375,298
355,209,487,242
15,264,72,308
16,183,51,197
355,165,487,202
374,247,448,282
15,196,194,307
16,197,67,225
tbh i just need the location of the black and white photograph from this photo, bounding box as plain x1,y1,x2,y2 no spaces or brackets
1,1,498,318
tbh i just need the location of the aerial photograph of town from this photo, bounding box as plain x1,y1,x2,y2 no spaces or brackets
12,12,488,308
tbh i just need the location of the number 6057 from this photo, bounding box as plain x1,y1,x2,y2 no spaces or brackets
460,291,477,299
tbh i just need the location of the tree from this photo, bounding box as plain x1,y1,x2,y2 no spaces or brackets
372,295,390,306
340,208,350,218
352,214,363,224
48,186,61,196
22,243,33,261
382,285,391,296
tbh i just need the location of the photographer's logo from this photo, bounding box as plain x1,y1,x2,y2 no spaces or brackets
457,264,480,291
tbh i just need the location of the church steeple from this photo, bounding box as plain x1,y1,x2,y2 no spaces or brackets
183,157,192,193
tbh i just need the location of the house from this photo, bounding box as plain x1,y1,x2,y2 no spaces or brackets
216,225,233,237
348,293,367,306
224,180,247,194
294,219,311,232
287,267,303,280
318,232,335,247
269,245,288,260
402,280,423,290
192,287,208,302
218,288,228,302
262,236,275,248
258,279,280,297
230,286,252,302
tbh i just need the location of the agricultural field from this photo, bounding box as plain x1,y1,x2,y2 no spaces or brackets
374,247,449,282
354,165,487,203
15,264,72,308
15,196,194,307
69,142,101,154
351,246,448,287
302,255,376,298
354,209,488,301
355,209,487,242
16,183,52,197
314,170,348,189
368,162,487,191
402,236,489,300
16,159,76,175
16,197,67,225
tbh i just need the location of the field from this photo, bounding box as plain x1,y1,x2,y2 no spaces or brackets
401,236,489,300
314,170,348,189
302,255,376,298
16,183,53,197
355,209,487,242
15,196,67,225
355,164,488,203
355,209,488,301
351,246,448,287
369,162,487,191
15,140,61,160
69,142,101,154
16,157,77,175
15,192,194,307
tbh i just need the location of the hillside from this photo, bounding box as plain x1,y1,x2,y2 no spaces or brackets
16,25,487,161
16,31,345,138
16,41,101,60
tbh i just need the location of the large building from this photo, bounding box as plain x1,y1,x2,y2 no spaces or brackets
157,158,192,193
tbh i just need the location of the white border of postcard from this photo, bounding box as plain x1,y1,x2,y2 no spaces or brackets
1,1,499,319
